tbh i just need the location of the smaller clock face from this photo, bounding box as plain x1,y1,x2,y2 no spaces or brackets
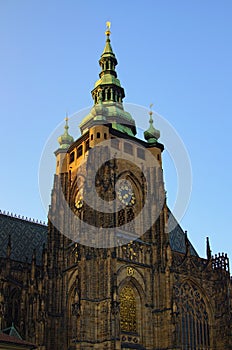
75,190,83,211
117,181,136,207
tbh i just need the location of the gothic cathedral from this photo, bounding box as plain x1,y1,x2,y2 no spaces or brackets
0,25,231,350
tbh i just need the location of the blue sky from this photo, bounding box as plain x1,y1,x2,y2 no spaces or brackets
0,0,231,259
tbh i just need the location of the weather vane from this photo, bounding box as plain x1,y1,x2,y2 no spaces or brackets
105,21,111,36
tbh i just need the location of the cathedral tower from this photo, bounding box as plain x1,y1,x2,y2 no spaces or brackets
0,23,231,350
43,24,231,350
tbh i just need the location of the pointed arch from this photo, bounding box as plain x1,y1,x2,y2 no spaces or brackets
7,287,21,328
116,171,144,232
67,280,80,346
118,276,145,337
175,281,211,350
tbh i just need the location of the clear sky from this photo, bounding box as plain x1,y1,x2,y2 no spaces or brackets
0,0,231,259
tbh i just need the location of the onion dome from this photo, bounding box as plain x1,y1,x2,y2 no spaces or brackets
144,105,160,143
58,116,74,149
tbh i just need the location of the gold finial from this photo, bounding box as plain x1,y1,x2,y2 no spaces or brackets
105,21,111,36
65,113,69,130
149,103,153,117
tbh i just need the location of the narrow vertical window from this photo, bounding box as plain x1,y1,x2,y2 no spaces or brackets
119,286,137,333
111,138,119,149
127,208,135,232
124,142,133,155
70,151,75,163
77,145,83,158
137,148,145,160
85,139,89,152
118,209,125,226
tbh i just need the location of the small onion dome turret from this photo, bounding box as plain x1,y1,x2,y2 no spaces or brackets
58,117,74,149
144,106,160,144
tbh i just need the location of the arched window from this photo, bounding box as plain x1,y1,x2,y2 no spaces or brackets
119,286,137,333
7,289,20,328
175,282,210,350
68,284,80,345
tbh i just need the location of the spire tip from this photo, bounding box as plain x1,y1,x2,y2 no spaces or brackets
105,21,111,36
149,103,154,120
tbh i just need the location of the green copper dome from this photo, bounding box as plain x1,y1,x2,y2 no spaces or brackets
58,117,74,149
144,109,160,144
79,22,136,137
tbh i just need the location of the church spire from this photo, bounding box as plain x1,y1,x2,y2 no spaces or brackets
79,22,136,136
92,21,125,105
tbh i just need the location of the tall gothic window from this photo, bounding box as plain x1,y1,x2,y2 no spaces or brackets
175,282,210,350
7,288,20,328
119,286,137,333
68,286,80,343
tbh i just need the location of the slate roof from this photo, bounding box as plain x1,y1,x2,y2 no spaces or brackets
0,208,198,266
0,212,47,265
168,210,198,256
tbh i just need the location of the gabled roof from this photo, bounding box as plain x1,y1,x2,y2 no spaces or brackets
168,210,198,256
2,323,22,339
0,332,37,349
0,212,47,265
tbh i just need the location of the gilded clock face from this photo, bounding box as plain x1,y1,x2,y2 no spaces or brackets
75,190,83,211
117,181,136,206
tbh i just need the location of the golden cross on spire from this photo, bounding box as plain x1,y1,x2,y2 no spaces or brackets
105,21,111,36
65,113,69,129
149,103,154,118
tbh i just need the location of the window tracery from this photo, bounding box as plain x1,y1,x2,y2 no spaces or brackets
175,282,210,350
119,286,137,333
127,208,135,232
118,209,125,226
117,208,135,232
